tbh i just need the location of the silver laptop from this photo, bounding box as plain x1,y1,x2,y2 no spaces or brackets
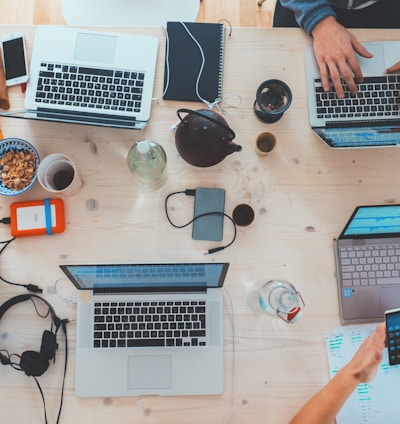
60,262,229,397
23,26,158,129
305,41,400,148
334,205,400,324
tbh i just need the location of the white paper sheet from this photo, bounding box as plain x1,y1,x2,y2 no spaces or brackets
326,324,400,423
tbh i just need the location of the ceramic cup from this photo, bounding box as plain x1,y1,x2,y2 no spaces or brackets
254,79,293,123
255,132,277,156
232,203,255,227
38,153,82,196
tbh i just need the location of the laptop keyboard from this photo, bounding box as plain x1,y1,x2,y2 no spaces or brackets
314,75,400,121
340,244,400,287
93,300,207,348
34,62,144,113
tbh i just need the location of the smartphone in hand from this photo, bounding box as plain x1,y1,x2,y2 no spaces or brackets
385,308,400,365
1,32,28,86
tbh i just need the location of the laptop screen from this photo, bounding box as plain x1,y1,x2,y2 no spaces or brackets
339,205,400,238
60,263,229,290
314,125,400,148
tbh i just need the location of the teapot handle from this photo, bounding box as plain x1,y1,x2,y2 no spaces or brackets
176,108,236,140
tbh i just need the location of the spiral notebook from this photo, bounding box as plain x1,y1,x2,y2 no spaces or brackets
163,21,225,103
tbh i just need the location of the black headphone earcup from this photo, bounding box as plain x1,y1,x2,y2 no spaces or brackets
40,330,57,361
20,350,49,377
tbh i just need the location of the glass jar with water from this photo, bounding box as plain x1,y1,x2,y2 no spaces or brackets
248,279,305,323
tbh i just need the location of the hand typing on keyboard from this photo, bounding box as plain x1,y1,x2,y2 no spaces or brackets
275,1,400,101
311,17,373,99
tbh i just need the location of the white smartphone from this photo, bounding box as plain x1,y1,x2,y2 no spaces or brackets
1,32,28,86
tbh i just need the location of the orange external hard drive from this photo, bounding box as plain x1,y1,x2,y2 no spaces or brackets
10,198,65,237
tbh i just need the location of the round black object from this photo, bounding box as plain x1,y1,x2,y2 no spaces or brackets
20,350,50,377
232,204,255,227
254,79,292,123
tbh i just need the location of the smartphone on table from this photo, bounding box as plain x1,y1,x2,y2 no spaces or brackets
385,307,400,365
1,32,28,86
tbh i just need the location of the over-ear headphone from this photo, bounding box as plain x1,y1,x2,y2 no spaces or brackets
0,294,62,377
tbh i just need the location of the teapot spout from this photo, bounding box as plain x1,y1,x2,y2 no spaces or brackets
226,142,242,156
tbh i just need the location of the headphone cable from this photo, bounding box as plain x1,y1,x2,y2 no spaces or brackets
0,237,42,293
33,376,49,424
56,319,69,424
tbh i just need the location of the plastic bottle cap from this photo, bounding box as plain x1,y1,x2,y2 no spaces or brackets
137,141,151,155
287,306,303,323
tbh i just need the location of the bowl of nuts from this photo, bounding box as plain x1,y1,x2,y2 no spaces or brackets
0,138,40,196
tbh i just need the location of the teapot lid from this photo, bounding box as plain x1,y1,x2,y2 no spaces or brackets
176,108,236,139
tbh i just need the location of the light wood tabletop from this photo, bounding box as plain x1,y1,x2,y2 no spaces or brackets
0,25,399,424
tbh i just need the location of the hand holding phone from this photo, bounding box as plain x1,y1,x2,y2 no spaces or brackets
385,308,400,365
1,32,28,86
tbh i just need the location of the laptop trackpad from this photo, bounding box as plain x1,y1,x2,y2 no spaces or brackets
357,43,385,74
128,355,172,390
74,32,117,64
380,287,400,312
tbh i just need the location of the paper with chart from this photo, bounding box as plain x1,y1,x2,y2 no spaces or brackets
326,324,400,423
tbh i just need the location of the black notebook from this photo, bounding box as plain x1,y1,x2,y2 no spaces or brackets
163,21,225,103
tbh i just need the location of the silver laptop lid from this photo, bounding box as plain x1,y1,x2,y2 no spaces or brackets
60,263,229,292
24,26,158,129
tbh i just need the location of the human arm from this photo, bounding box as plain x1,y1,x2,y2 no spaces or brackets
289,322,386,424
311,16,372,98
278,0,335,35
278,1,372,97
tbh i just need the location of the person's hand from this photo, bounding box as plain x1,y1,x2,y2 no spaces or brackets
343,322,386,384
311,16,373,98
387,61,400,73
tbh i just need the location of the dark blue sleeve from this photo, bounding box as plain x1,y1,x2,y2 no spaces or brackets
279,0,337,34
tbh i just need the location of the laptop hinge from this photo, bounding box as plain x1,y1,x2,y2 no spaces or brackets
92,286,208,295
24,108,147,129
325,119,400,129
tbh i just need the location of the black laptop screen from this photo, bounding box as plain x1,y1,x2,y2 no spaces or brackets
60,263,229,290
340,205,400,238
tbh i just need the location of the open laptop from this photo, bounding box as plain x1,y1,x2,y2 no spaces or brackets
334,204,400,324
305,41,400,148
60,262,229,397
23,26,158,129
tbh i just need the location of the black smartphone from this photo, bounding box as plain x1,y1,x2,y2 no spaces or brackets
1,32,28,86
385,308,400,365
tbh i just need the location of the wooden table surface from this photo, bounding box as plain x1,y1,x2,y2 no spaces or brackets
0,25,399,424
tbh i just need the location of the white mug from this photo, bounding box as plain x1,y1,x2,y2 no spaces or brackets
38,153,82,196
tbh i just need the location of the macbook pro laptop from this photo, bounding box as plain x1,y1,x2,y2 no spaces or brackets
23,26,158,129
334,205,400,324
60,262,229,397
305,41,400,148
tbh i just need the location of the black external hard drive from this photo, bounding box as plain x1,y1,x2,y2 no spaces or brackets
192,187,225,241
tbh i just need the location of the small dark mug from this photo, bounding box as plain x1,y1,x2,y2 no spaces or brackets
254,79,292,123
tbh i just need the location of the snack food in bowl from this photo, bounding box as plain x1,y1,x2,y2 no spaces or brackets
0,138,40,196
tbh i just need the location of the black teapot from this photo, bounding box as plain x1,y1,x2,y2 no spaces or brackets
175,109,242,167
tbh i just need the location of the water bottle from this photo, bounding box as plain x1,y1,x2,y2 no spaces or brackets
127,140,167,191
248,280,305,323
